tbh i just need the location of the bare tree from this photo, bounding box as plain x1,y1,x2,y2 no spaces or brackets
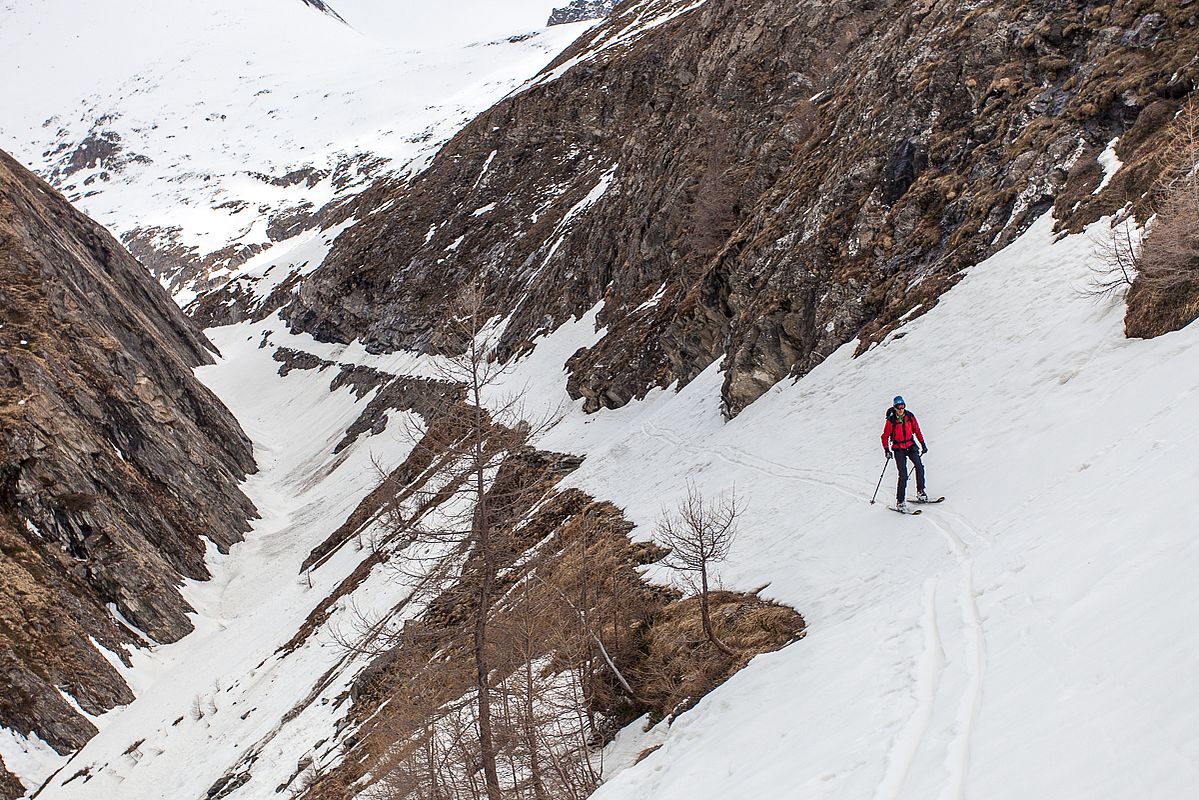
323,286,667,800
1087,215,1140,297
655,484,741,657
341,282,566,800
407,284,548,800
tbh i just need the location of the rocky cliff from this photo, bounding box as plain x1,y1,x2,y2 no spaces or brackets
548,0,615,26
234,0,1197,416
299,0,345,22
0,149,256,794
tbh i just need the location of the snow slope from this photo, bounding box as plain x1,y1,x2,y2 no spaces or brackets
540,214,1199,799
0,0,593,299
20,203,1199,799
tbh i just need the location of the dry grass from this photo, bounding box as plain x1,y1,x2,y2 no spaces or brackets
1125,279,1199,338
289,469,804,799
1124,100,1199,337
633,590,805,723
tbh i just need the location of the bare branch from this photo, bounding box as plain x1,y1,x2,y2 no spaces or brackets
655,483,741,657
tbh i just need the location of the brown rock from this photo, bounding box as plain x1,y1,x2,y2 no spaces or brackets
198,0,1197,416
0,148,257,758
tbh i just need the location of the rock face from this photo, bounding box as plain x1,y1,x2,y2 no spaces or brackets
0,766,20,800
548,0,615,26
298,0,345,22
125,154,380,301
0,148,256,792
267,0,1197,417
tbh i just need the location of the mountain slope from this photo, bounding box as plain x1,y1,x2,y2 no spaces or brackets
272,0,1195,416
0,0,597,303
0,149,255,798
26,211,1199,800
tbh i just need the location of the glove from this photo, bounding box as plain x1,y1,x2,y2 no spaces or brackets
920,443,928,455
884,448,893,460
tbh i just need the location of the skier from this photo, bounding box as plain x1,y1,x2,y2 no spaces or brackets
880,395,928,513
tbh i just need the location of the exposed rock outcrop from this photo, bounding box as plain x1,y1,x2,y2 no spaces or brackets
40,115,152,188
548,0,615,26
0,147,256,791
298,0,345,23
0,763,20,800
264,0,1196,416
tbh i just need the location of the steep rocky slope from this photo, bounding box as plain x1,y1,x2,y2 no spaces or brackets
0,149,255,796
258,0,1196,415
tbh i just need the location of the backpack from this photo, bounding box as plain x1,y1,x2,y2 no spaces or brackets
885,407,918,447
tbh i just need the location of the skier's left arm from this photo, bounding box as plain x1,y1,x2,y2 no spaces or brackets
912,415,928,453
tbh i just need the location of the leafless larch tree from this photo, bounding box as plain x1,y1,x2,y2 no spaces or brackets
655,484,742,658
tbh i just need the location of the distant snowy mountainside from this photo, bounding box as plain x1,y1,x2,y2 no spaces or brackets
0,0,594,303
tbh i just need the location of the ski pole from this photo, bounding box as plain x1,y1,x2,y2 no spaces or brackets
869,457,889,505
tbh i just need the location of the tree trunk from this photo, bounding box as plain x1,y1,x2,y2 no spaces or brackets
699,566,736,657
524,656,549,800
474,572,501,800
470,355,503,800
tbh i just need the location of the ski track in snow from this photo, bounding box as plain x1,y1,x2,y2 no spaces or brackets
639,420,865,502
873,577,945,800
922,514,987,800
640,418,991,800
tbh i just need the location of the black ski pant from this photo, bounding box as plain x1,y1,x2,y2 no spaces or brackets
894,446,925,503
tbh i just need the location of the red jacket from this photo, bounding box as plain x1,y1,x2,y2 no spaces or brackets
881,409,925,450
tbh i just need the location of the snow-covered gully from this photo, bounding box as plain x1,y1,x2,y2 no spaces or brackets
8,192,1197,799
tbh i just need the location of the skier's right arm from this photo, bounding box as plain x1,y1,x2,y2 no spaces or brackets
880,421,893,457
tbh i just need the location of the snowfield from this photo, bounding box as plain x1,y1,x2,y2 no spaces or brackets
15,206,1199,799
0,0,594,299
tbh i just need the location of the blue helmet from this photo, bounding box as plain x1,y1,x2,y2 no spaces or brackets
893,395,905,406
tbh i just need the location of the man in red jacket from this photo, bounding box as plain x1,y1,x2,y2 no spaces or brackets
881,395,928,512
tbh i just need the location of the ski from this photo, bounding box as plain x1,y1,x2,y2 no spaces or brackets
911,496,946,504
888,505,921,515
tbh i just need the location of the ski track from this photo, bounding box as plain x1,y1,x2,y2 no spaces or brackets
638,421,864,502
923,514,988,800
638,418,990,800
872,577,945,800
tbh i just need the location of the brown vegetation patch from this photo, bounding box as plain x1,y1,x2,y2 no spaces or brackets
1125,279,1199,337
293,474,801,800
636,590,804,723
281,397,800,798
1122,100,1199,335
